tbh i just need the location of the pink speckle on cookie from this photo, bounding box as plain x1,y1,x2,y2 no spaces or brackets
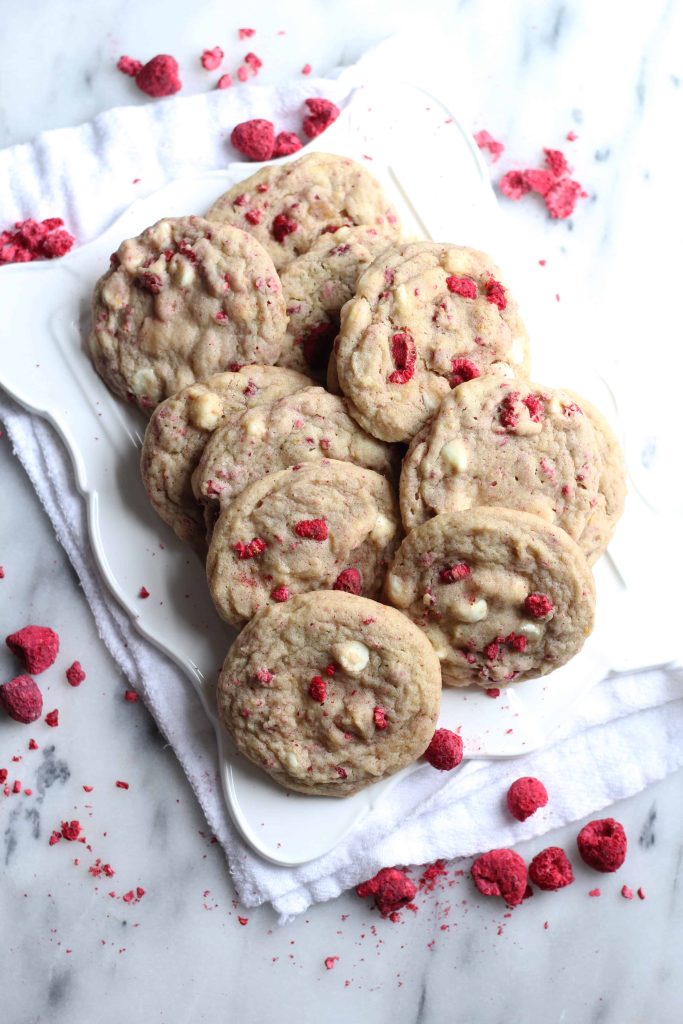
373,706,388,730
424,729,463,771
294,519,328,541
270,585,289,603
232,538,267,559
0,676,43,724
446,275,478,299
230,119,275,161
256,668,273,685
524,593,554,619
333,568,362,595
6,626,59,674
302,97,340,139
271,213,298,243
388,332,416,384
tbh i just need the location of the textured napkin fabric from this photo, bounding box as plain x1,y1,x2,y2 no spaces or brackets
1,37,682,920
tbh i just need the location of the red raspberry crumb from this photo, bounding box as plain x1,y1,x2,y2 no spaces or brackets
256,668,273,685
83,785,94,793
621,884,634,900
6,625,59,674
28,738,39,750
217,74,233,90
45,709,59,727
138,587,151,600
589,887,601,897
49,830,62,846
499,171,530,200
232,537,267,559
577,818,627,873
0,675,43,724
446,275,478,298
309,676,327,703
529,847,574,890
356,867,417,917
486,686,501,697
237,66,248,83
567,131,578,141
294,518,328,541
201,47,223,71
424,729,463,771
507,777,548,821
116,780,130,790
524,593,554,618
439,563,471,583
335,766,348,779
117,55,143,78
544,147,570,178
324,956,339,970
135,55,182,98
388,331,417,384
230,119,275,161
238,915,249,925
485,278,507,310
302,321,335,369
302,64,312,76
324,664,336,676
302,97,340,139
373,706,388,730
521,393,544,421
61,820,81,841
271,212,298,243
544,178,583,219
244,52,262,73
474,129,505,161
450,358,480,386
333,568,361,595
271,131,302,158
0,769,6,784
498,392,520,430
0,567,4,578
523,168,556,196
637,887,646,900
505,633,527,653
484,642,500,661
245,209,262,225
124,690,139,702
66,661,86,687
270,585,289,602
471,849,528,907
138,271,163,295
238,28,255,39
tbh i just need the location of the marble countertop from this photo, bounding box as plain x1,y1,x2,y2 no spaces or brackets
2,1,682,1022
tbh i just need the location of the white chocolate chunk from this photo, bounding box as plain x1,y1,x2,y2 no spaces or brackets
548,396,564,417
394,284,411,318
371,512,397,545
101,274,130,310
243,410,267,439
342,296,372,332
131,368,157,398
453,597,488,623
440,439,469,473
519,621,542,640
332,640,370,674
386,574,411,607
189,391,223,431
444,251,473,275
509,338,526,366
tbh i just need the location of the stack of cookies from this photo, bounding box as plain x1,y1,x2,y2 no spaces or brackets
88,151,625,798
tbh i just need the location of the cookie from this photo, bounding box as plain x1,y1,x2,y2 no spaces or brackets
217,591,441,796
207,459,401,625
400,377,603,558
570,394,626,563
384,507,595,688
192,386,399,526
140,366,309,549
334,242,531,442
278,225,393,379
206,153,401,271
89,216,287,410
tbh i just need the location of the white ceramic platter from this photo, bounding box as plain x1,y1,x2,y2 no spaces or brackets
1,82,674,866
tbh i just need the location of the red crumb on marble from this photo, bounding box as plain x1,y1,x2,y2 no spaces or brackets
474,129,505,161
45,709,59,727
124,690,139,702
356,867,417,918
324,956,339,970
6,625,59,674
116,780,130,790
621,885,634,900
139,586,150,599
66,661,86,687
0,675,44,724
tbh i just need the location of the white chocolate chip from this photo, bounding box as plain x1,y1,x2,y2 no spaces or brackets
512,414,543,437
509,338,526,366
444,252,473,275
371,512,397,546
332,640,369,674
493,361,515,379
173,260,196,288
519,621,542,640
333,226,351,242
243,410,267,439
548,396,563,417
131,368,158,399
188,391,223,431
394,284,411,318
152,221,173,250
341,296,372,333
452,598,488,623
385,574,411,608
283,751,300,772
101,274,131,310
440,439,469,473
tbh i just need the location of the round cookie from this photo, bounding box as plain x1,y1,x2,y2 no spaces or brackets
217,591,441,796
206,153,401,271
207,460,401,625
90,216,287,410
384,507,595,689
192,385,400,526
400,377,603,556
278,225,393,379
334,242,530,442
570,394,626,563
140,365,309,549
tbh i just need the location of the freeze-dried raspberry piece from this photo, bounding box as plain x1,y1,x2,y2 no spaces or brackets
301,321,336,369
139,586,150,598
324,956,339,970
388,332,416,384
577,818,627,872
439,563,470,584
498,391,520,430
356,867,417,917
544,148,570,178
529,847,574,890
545,178,583,219
484,642,500,662
244,209,261,225
471,849,528,906
373,707,388,730
135,55,182,98
424,728,463,770
302,98,340,139
499,171,530,200
244,52,262,73
45,709,59,727
237,66,248,83
271,212,298,243
124,690,139,702
272,131,303,158
474,129,505,161
309,676,327,703
233,538,267,559
49,831,62,846
507,776,548,821
450,358,480,386
61,820,81,841
485,278,507,310
621,884,634,900
66,662,85,687
333,568,361,595
294,518,328,541
505,632,527,653
201,47,223,71
138,271,162,295
524,593,554,618
6,625,59,674
446,275,478,298
117,55,143,77
238,27,255,39
522,393,544,421
302,64,312,76
230,119,275,161
217,74,233,90
270,585,289,603
0,675,43,724
523,169,555,196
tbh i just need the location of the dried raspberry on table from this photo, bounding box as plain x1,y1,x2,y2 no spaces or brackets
506,776,548,821
134,55,182,98
201,47,223,71
302,98,340,139
0,675,44,724
6,625,59,674
356,867,417,917
424,728,463,771
471,849,528,906
577,818,627,872
528,847,574,890
66,661,86,687
230,119,275,161
272,131,303,158
117,55,143,77
474,129,505,161
1,218,75,264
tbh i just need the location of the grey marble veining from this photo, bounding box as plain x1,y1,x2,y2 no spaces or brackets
2,0,683,1021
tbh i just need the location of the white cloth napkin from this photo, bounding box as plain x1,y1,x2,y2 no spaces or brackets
1,37,682,921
